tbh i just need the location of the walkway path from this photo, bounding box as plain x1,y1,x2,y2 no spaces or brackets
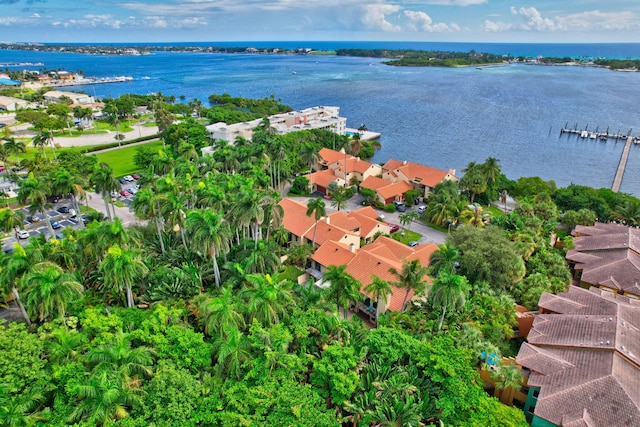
53,123,160,148
612,136,633,192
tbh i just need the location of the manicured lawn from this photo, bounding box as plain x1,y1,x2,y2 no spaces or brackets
94,140,163,177
391,229,422,244
277,265,303,283
486,205,505,217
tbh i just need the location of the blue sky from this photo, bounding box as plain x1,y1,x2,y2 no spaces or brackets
0,0,638,43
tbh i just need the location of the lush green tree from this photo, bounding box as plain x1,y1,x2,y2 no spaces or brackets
186,209,231,287
323,264,362,319
389,259,429,312
17,172,56,237
197,286,246,337
459,162,487,204
89,162,120,220
364,276,392,327
429,272,470,331
310,344,362,406
610,198,640,226
2,137,26,168
22,260,83,323
428,242,461,277
306,197,326,248
212,325,251,380
240,273,293,327
399,210,419,232
449,225,526,290
99,245,148,308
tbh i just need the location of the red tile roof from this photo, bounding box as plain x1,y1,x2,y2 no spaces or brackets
517,285,640,427
307,169,342,188
566,222,640,297
377,181,412,200
328,211,361,233
279,198,315,238
303,220,356,247
319,148,351,166
383,159,458,187
311,241,356,267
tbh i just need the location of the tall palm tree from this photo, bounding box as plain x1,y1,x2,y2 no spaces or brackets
323,264,362,319
186,209,231,288
0,246,32,325
32,131,53,159
131,187,165,255
299,142,320,193
306,197,326,248
2,137,26,168
428,242,461,277
349,132,363,156
99,245,148,308
364,276,392,327
398,211,419,233
480,157,501,187
89,163,120,220
197,286,246,337
50,167,85,229
239,273,293,327
389,259,429,313
17,172,56,237
22,261,83,323
0,207,25,238
159,192,188,249
429,271,470,331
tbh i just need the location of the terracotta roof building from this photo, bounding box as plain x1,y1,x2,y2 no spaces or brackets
566,222,640,299
382,159,458,199
516,285,640,427
360,176,413,205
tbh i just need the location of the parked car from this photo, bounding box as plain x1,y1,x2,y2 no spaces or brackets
51,221,62,229
25,215,41,223
132,174,141,180
119,189,131,197
126,187,137,195
385,222,400,233
393,201,407,212
407,241,419,248
417,205,426,215
124,175,135,182
81,214,92,225
17,229,30,239
118,177,127,184
57,206,70,214
69,215,78,224
54,232,65,240
0,165,5,172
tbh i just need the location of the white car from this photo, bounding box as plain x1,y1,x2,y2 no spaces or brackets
17,229,30,239
124,175,135,182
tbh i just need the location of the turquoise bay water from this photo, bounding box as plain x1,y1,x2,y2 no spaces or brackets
2,45,640,195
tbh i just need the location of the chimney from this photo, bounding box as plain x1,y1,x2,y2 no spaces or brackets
449,168,456,176
325,216,330,224
402,160,407,165
349,243,355,253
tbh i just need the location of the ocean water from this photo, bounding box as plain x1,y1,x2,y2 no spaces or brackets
1,43,640,196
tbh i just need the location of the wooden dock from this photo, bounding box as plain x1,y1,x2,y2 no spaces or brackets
560,124,639,144
612,136,634,192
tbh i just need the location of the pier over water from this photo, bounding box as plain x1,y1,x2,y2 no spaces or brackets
612,137,633,192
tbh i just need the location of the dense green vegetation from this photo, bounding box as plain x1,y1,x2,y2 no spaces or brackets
336,49,505,67
3,93,640,426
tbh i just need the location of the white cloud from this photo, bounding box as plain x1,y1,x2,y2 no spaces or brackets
362,4,402,32
484,6,638,33
404,10,460,32
419,0,487,5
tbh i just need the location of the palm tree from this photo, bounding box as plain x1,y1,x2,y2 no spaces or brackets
2,137,26,168
306,197,326,248
17,172,56,237
238,239,281,274
99,245,148,308
159,192,188,249
212,326,251,380
22,261,83,323
67,370,144,426
429,271,470,331
0,207,25,238
398,211,419,233
239,273,293,327
32,131,53,159
131,187,165,255
491,363,523,405
459,161,486,204
299,142,320,193
480,157,501,187
0,245,32,325
428,242,461,277
186,209,231,288
389,259,429,313
365,276,392,327
89,163,120,220
330,185,350,211
323,264,362,319
197,286,246,337
50,167,85,229
86,330,155,382
609,199,640,227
